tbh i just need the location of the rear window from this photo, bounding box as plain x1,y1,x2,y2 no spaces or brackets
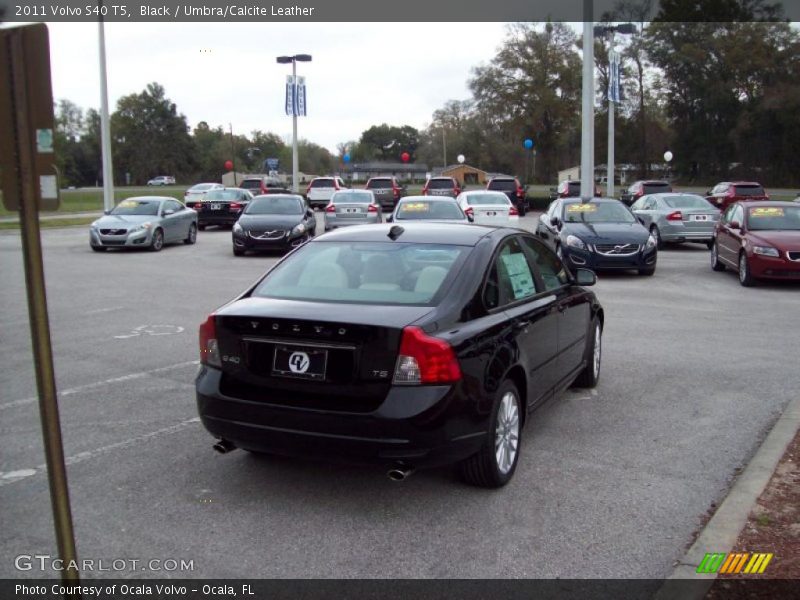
465,194,511,206
488,179,516,191
332,191,373,204
662,195,712,209
643,182,672,194
734,184,765,196
251,242,469,306
245,196,303,215
427,178,455,190
567,182,581,194
310,178,335,188
206,190,244,201
188,184,214,192
240,180,262,190
397,200,464,220
366,179,393,189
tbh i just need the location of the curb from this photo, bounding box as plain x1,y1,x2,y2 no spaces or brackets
654,393,800,599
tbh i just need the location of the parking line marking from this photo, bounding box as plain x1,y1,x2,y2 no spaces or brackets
0,417,201,487
85,306,125,315
0,360,200,411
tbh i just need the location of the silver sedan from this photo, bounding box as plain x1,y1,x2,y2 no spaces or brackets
323,190,382,231
89,196,198,252
631,193,720,248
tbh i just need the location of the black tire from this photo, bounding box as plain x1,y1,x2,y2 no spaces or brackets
638,266,656,276
184,223,197,245
705,239,714,250
710,242,726,271
91,246,107,252
233,247,245,257
650,225,664,250
149,229,164,252
459,380,522,488
738,251,756,287
573,318,602,388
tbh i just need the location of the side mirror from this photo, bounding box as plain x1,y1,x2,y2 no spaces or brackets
467,213,474,223
386,215,394,223
163,209,175,216
728,220,741,230
574,268,596,286
550,216,561,228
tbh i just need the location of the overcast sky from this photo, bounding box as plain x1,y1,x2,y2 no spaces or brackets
46,22,511,153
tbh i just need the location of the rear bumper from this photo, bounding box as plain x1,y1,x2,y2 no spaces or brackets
323,215,381,230
199,214,239,226
196,367,487,468
660,222,715,242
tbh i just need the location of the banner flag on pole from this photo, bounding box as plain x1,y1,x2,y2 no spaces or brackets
285,75,295,116
296,76,307,117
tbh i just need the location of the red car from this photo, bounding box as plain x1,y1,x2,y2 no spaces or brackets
486,176,527,216
705,181,769,211
710,201,800,286
422,176,461,198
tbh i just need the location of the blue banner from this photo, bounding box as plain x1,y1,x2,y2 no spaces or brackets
285,75,295,116
296,76,307,117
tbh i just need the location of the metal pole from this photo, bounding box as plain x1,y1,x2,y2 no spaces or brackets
229,123,236,186
292,59,299,193
442,127,447,168
580,0,595,200
98,8,114,211
533,148,537,183
9,30,81,587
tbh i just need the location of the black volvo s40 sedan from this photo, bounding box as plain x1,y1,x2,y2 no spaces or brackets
197,223,604,487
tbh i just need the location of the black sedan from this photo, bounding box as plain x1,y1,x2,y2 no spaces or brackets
186,188,253,230
231,194,316,256
536,198,658,276
197,223,604,487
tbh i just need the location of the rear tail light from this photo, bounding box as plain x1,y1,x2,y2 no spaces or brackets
667,211,683,221
393,327,461,385
191,204,202,211
368,204,378,213
230,202,242,210
199,315,221,367
393,187,400,198
325,204,336,213
509,206,519,216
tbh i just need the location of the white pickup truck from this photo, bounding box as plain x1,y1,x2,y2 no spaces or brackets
306,176,348,209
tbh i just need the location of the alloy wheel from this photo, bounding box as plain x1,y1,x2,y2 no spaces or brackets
494,391,520,475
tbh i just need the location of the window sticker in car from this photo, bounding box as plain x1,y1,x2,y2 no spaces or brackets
750,207,784,217
500,254,535,299
402,202,431,212
118,200,141,208
566,203,598,212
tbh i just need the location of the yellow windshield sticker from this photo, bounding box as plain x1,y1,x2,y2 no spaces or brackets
750,207,784,217
118,200,140,208
566,203,598,212
402,202,430,212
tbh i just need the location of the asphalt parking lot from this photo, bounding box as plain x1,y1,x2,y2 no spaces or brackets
1,213,798,579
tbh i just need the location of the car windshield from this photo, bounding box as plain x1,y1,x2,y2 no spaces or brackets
251,242,468,305
465,194,510,206
663,195,713,209
367,179,392,189
240,180,261,190
734,184,765,196
206,190,243,201
310,178,335,188
488,180,516,191
746,206,800,230
397,201,464,220
245,196,303,215
188,184,214,192
427,179,454,189
563,202,635,223
110,199,161,216
332,192,372,204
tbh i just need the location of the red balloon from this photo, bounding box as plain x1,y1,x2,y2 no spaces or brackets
401,152,410,163
224,160,234,171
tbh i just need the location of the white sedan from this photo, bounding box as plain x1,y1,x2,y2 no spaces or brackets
457,190,519,226
184,182,224,203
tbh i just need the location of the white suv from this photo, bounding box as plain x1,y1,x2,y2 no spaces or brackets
306,176,348,209
147,175,176,186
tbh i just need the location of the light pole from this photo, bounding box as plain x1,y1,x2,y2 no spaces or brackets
277,54,312,193
580,0,595,200
98,3,114,210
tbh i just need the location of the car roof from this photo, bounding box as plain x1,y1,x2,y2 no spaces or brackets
314,223,505,246
737,200,794,207
121,196,171,202
561,197,624,204
251,193,304,200
461,189,508,195
636,180,670,185
428,176,455,181
646,192,704,198
399,195,457,203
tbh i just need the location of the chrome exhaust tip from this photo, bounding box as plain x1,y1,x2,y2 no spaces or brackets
212,439,237,454
386,465,415,481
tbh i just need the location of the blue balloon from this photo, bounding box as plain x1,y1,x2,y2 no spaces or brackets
523,139,534,149
343,153,351,163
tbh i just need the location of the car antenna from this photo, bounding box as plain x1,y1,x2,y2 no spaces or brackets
388,225,405,240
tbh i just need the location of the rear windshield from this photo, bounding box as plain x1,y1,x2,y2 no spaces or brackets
488,179,516,191
332,191,373,204
188,184,215,192
245,196,303,215
239,180,262,190
643,182,672,194
310,178,335,188
663,195,712,209
427,179,455,189
567,182,581,193
206,190,244,201
563,202,635,223
110,199,160,216
734,184,766,196
465,194,511,206
746,206,800,230
397,200,464,220
366,179,393,189
251,242,469,306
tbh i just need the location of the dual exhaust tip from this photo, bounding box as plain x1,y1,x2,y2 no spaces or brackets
213,440,415,481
